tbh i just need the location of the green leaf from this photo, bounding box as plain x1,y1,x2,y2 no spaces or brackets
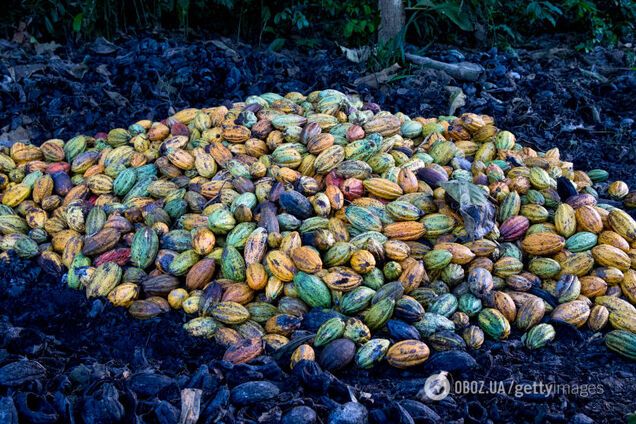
545,14,557,26
44,16,54,34
72,13,83,33
261,5,271,22
543,1,563,16
526,2,540,21
431,2,474,31
344,21,354,38
411,0,436,8
269,38,285,52
495,24,517,41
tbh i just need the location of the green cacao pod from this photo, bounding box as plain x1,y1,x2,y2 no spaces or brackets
521,323,556,350
355,338,390,369
478,308,511,340
131,227,159,269
293,271,331,308
314,317,346,347
604,330,636,360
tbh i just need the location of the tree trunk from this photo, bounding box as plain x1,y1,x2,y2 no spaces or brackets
378,0,405,43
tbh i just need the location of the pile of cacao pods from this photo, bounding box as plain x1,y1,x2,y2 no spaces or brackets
0,89,635,371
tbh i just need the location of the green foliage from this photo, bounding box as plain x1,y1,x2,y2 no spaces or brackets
407,0,474,32
565,0,636,50
273,7,310,30
1,0,381,44
2,0,236,39
371,34,405,72
262,0,378,45
403,0,635,49
525,1,563,26
339,2,378,40
1,0,633,50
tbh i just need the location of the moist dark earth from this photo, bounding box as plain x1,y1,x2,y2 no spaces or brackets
1,33,636,423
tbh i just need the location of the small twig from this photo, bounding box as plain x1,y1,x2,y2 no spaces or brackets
179,388,202,424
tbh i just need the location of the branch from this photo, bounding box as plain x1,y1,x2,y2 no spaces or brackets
405,53,484,81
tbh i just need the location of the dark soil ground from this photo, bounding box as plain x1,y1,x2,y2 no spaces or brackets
1,33,636,423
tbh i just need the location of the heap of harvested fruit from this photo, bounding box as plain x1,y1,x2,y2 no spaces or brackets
0,89,635,371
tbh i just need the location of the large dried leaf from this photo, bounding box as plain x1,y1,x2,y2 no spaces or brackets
439,180,495,241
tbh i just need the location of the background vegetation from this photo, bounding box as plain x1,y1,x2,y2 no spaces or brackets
2,0,635,50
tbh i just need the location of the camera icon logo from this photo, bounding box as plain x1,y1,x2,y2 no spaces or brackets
423,372,451,401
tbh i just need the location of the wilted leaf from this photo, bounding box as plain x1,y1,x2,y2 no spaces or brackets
446,86,466,115
354,63,401,88
338,44,371,63
62,62,89,79
439,180,495,241
95,64,111,78
0,126,32,146
34,42,61,55
8,64,46,80
90,37,118,55
578,67,609,83
104,90,129,108
179,388,202,424
210,39,240,60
